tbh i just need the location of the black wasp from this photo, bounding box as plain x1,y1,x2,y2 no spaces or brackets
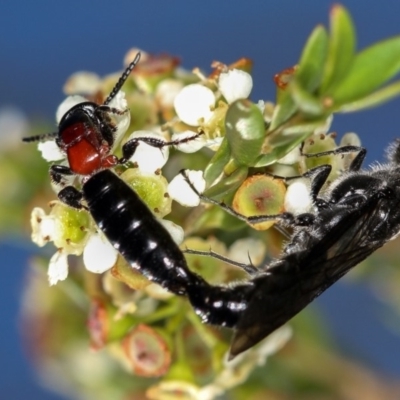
23,52,205,296
180,139,400,358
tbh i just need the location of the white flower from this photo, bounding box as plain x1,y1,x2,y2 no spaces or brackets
30,204,119,285
340,132,362,171
63,72,101,96
228,238,266,266
31,205,85,285
124,131,169,173
48,250,69,285
158,218,184,245
340,132,361,147
108,91,131,146
256,100,265,114
314,114,333,136
38,140,64,162
56,95,87,123
284,179,312,215
147,381,201,400
204,136,224,151
277,145,301,165
174,84,215,126
31,207,56,247
168,170,206,207
155,79,184,108
83,233,118,273
218,69,253,104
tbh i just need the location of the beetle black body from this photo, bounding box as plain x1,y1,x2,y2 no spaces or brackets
82,169,203,295
23,53,209,296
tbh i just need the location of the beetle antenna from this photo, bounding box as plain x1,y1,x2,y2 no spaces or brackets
22,131,58,143
103,52,141,106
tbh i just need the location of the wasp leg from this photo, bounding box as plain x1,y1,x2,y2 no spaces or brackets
301,144,366,171
183,248,259,276
180,170,311,229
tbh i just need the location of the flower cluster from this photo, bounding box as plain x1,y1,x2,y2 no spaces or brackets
25,44,367,399
18,5,400,399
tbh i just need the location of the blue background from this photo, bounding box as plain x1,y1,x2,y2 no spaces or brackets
2,1,400,398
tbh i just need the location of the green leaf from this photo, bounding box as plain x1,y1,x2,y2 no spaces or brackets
225,99,265,166
339,81,400,113
290,79,324,116
256,118,331,167
204,164,248,199
269,90,297,131
186,203,244,232
338,80,400,112
296,25,329,92
270,26,328,132
330,36,400,105
320,5,356,93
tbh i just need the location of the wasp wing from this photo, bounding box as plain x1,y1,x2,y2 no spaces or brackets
230,195,386,357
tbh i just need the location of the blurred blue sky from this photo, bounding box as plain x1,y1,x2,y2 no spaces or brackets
2,1,400,398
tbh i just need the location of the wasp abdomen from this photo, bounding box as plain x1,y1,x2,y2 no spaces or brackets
186,280,254,328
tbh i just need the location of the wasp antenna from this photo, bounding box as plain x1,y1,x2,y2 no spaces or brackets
103,52,141,106
22,131,58,143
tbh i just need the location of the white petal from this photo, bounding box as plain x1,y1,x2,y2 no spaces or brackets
158,219,184,245
205,136,224,151
218,69,253,104
107,90,128,110
38,140,64,162
284,179,312,215
340,132,361,147
155,79,184,108
228,238,266,265
174,84,215,126
109,92,131,147
171,131,206,153
339,132,362,170
277,146,301,165
168,170,205,207
31,207,56,247
256,100,265,114
56,95,87,123
314,114,333,136
83,233,118,274
125,131,169,172
144,283,173,300
63,72,101,95
48,250,69,285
